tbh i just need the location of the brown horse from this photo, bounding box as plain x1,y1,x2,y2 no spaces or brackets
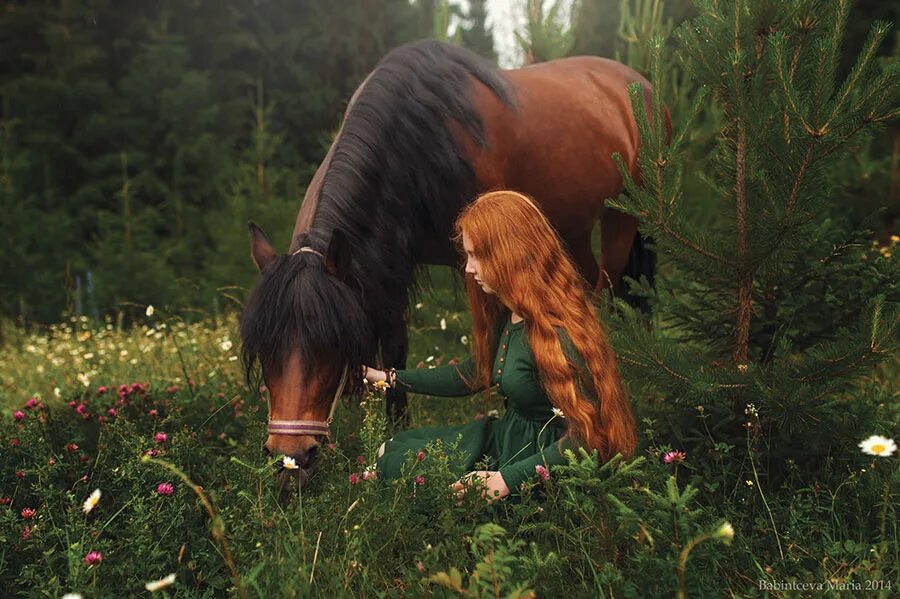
241,40,666,492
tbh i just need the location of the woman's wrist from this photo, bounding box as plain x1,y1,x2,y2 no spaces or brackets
365,367,388,383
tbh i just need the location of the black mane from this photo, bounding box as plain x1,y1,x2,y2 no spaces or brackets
242,40,515,375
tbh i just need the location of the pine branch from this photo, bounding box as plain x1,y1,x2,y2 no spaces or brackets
785,140,816,218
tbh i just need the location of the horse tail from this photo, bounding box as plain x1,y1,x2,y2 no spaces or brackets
621,231,655,313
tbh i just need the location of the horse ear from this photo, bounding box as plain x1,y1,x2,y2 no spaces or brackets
248,221,278,271
325,229,351,279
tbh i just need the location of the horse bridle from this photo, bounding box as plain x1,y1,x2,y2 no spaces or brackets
266,245,350,439
266,365,349,438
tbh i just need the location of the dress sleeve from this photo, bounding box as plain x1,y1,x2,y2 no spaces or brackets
394,358,484,397
498,436,574,494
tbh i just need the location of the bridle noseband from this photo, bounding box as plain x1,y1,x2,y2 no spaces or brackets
266,365,349,438
266,245,348,439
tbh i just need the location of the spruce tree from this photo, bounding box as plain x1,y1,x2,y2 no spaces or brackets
608,0,899,481
515,0,577,64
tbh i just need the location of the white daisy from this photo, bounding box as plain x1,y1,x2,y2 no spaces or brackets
282,456,299,470
145,305,155,317
858,435,897,457
552,407,565,419
82,489,101,514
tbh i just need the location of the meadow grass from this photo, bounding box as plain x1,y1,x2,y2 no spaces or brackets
0,266,896,597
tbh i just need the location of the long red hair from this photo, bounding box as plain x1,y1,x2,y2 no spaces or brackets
455,190,637,461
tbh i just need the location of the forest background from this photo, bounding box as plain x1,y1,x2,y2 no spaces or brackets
1,0,895,326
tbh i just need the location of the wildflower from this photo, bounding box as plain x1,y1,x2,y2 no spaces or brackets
62,594,82,599
487,409,499,418
416,451,426,462
349,473,360,485
83,551,103,566
356,455,366,465
166,385,179,395
9,437,20,448
551,407,565,419
373,380,390,391
744,403,758,417
156,483,174,497
282,456,299,470
144,449,160,457
737,364,749,374
715,522,735,544
66,443,80,453
20,507,36,519
154,432,167,444
82,489,101,514
12,410,25,421
24,398,39,409
326,443,337,452
145,573,176,592
76,404,90,419
96,386,108,395
416,560,426,573
107,408,118,417
146,305,155,317
48,458,56,466
0,496,11,506
461,335,468,345
15,470,25,478
148,409,159,417
220,338,233,352
414,475,426,486
535,465,550,481
663,450,686,465
21,526,31,540
745,479,754,486
440,318,447,330
858,435,896,457
362,469,377,481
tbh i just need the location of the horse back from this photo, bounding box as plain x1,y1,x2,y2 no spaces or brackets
462,57,653,235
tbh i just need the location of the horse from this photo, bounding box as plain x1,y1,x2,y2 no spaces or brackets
240,39,667,492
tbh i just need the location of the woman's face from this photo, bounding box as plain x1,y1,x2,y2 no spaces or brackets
462,230,495,294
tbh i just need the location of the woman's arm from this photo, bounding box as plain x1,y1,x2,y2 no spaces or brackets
365,359,484,397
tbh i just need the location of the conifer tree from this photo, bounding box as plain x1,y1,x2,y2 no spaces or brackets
515,0,577,64
459,0,497,62
608,0,899,477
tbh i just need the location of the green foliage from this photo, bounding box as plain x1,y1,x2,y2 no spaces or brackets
515,0,577,63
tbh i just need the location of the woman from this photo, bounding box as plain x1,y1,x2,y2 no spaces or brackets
365,190,637,500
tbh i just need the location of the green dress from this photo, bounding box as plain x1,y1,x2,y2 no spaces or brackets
377,314,599,494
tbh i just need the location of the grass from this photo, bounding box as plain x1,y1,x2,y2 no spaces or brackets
0,265,896,597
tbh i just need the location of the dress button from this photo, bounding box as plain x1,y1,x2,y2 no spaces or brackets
501,344,507,349
497,368,502,375
500,357,504,362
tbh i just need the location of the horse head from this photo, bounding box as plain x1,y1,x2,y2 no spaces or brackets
240,223,370,494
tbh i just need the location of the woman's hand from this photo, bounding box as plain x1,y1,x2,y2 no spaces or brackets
363,366,387,384
451,471,509,502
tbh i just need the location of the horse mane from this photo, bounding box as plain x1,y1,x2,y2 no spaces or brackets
243,40,515,375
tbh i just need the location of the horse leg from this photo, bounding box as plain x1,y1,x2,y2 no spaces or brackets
565,229,601,294
382,315,410,429
599,209,640,297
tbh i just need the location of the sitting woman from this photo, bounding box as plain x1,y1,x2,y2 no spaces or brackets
365,190,637,500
